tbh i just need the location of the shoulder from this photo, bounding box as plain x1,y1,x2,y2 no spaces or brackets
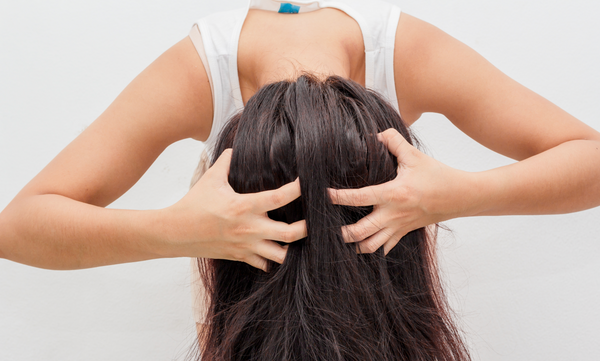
11,37,215,207
150,36,213,142
393,13,468,125
392,13,600,160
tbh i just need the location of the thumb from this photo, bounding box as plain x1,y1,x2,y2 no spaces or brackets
377,128,413,160
209,148,233,182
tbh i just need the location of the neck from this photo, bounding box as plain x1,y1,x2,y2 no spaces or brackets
241,54,364,105
238,9,366,104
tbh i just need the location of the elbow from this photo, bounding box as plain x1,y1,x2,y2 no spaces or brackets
0,199,27,262
571,130,600,145
0,209,10,260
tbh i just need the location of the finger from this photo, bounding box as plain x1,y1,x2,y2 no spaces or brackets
377,128,412,159
357,228,393,254
254,178,302,212
383,232,406,255
258,219,307,243
255,240,288,264
328,185,383,207
209,148,233,180
341,213,382,243
244,254,269,272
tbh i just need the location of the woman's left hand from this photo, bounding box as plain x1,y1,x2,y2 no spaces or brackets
328,128,477,254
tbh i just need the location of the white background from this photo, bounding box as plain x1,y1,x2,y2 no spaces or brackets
1,0,599,360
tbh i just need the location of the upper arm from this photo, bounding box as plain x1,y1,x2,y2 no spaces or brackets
14,36,213,206
394,14,600,160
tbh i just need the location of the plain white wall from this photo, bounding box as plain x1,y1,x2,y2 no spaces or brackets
1,0,599,360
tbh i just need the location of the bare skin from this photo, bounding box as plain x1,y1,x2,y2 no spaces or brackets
1,7,600,277
331,14,600,253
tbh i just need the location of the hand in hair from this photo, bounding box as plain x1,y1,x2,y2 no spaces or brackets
164,149,307,271
329,128,475,254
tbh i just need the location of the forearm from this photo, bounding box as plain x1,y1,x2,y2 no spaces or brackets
468,139,600,217
0,194,170,270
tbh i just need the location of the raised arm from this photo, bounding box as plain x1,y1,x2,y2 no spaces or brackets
330,13,600,253
0,37,305,270
394,13,600,213
0,37,211,269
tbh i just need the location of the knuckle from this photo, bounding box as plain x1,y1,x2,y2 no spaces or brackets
230,224,251,237
356,227,368,240
279,229,292,243
270,191,286,208
359,222,375,236
356,192,370,205
346,227,360,242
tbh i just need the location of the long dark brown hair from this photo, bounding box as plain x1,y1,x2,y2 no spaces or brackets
194,74,470,361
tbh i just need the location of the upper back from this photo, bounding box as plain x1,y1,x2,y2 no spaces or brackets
194,0,402,154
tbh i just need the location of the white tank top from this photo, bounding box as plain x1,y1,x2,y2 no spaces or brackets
190,0,402,157
188,0,402,324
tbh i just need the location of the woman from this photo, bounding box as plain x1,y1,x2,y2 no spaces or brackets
0,0,599,359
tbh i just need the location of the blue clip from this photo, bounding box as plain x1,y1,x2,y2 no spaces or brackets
278,3,300,13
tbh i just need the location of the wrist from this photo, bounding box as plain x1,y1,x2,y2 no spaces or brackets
105,207,177,262
461,168,505,217
150,203,214,259
147,206,183,259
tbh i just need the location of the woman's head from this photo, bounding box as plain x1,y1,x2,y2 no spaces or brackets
197,74,469,361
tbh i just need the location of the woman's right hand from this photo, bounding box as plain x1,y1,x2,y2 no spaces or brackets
162,149,307,271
